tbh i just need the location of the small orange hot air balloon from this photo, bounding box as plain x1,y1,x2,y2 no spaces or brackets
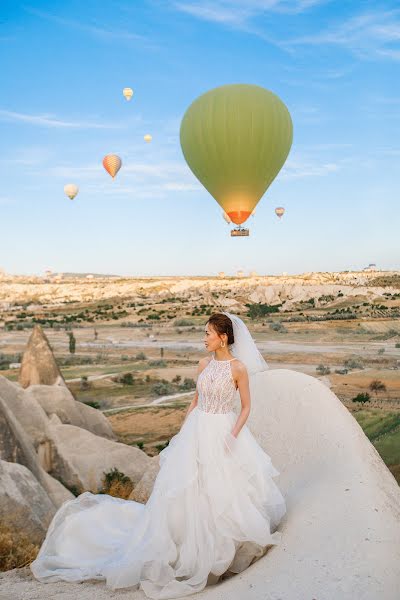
103,154,122,179
275,206,285,219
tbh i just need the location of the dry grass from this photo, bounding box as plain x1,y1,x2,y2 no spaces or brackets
0,522,39,572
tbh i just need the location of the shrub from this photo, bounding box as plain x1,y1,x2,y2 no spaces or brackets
316,364,331,375
119,372,135,385
80,375,91,391
246,303,282,319
148,359,167,367
352,392,371,404
100,467,134,499
269,322,287,333
179,377,196,391
135,351,147,360
151,382,175,396
83,400,100,409
155,440,170,453
174,318,195,326
344,356,364,370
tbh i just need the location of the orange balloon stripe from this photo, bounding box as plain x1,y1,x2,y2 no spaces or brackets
227,210,251,225
103,155,121,178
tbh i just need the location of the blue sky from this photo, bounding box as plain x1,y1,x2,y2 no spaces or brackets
1,0,399,276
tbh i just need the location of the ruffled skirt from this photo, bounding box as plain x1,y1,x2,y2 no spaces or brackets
30,406,286,599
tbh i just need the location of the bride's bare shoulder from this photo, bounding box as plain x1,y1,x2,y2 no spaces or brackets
197,355,212,373
231,359,247,375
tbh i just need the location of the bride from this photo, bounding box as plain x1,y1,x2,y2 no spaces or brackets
30,311,286,599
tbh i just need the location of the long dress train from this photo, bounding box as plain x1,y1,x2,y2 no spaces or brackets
30,356,286,599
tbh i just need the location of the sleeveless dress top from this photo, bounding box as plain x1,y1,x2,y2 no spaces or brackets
196,355,238,414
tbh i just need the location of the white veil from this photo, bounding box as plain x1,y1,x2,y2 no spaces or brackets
221,311,269,376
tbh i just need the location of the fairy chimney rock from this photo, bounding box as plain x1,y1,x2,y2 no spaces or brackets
19,325,66,389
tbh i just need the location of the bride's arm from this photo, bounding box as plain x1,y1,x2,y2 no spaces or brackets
230,362,251,438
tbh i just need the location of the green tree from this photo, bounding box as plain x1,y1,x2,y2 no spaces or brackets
369,380,387,397
68,331,76,354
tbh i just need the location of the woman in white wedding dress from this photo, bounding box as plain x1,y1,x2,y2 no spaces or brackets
30,312,286,599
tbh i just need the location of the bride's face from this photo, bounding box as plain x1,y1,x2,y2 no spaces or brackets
204,323,227,352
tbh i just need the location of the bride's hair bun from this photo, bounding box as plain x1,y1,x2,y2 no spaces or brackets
206,313,234,345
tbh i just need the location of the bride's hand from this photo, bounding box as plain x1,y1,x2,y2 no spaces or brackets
224,432,238,454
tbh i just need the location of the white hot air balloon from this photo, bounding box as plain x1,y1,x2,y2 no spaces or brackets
123,87,134,101
144,134,152,143
64,184,79,200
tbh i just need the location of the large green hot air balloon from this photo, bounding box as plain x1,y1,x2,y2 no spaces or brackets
180,84,293,225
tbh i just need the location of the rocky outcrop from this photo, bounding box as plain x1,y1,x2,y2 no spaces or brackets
0,395,72,509
25,384,116,440
0,459,56,544
18,325,66,389
128,455,160,503
45,415,153,493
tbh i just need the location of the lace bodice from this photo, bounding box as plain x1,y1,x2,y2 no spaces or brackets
196,356,238,414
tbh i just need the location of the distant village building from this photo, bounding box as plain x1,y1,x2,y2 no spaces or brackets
86,274,94,279
218,272,225,278
249,271,258,277
363,263,378,271
236,270,245,277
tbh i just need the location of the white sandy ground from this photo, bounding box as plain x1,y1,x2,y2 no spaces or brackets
1,369,399,600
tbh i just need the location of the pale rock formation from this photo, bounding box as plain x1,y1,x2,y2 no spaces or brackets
25,384,116,440
45,417,153,493
18,325,66,389
128,455,161,503
0,459,56,544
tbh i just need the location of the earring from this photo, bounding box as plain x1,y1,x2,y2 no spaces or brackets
220,341,226,347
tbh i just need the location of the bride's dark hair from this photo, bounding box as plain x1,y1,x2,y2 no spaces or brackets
206,313,234,345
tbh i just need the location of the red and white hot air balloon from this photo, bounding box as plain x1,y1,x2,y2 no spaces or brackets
103,154,122,179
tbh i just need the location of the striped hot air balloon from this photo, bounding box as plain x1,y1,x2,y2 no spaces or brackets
103,154,122,179
275,206,285,219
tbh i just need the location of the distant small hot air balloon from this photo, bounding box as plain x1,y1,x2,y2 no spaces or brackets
275,207,285,219
103,154,122,179
123,87,133,101
144,134,152,143
223,211,232,224
64,184,79,200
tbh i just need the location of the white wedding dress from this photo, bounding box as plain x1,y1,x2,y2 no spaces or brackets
30,355,286,599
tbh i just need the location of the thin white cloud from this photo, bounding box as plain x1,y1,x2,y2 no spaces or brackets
285,10,400,60
25,7,157,49
0,109,120,129
174,0,324,26
281,157,339,179
41,159,200,200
